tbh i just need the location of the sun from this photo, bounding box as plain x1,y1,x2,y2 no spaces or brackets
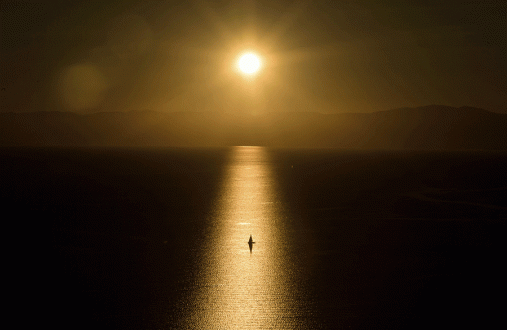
238,53,261,75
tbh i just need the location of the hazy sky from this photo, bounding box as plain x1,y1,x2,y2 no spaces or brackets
1,0,506,114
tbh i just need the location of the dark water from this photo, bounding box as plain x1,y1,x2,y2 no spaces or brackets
2,147,505,329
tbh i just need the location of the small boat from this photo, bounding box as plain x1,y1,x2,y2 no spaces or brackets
248,235,255,252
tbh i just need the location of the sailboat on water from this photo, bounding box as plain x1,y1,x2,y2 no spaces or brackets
248,235,255,252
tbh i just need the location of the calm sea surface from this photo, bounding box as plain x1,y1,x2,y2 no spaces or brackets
177,146,315,329
2,147,505,329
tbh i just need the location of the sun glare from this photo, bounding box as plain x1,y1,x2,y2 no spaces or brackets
238,53,261,75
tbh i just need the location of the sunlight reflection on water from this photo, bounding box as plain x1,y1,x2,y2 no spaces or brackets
179,146,308,329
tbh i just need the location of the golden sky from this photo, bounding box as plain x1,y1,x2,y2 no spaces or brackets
1,0,506,114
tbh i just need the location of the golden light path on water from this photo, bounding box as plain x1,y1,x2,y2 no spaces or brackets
180,146,308,329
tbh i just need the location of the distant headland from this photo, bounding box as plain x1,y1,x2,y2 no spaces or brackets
1,105,506,150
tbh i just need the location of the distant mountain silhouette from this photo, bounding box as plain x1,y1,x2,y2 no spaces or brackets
1,106,506,149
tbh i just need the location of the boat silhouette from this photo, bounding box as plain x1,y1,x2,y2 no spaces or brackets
248,235,255,252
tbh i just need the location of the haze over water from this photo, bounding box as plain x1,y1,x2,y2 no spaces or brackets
180,146,313,329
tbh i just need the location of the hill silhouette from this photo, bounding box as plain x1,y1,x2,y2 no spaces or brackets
1,105,506,149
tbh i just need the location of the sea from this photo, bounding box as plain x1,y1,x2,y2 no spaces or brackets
2,147,505,329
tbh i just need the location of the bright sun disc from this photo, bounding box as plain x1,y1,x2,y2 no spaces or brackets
238,53,261,75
